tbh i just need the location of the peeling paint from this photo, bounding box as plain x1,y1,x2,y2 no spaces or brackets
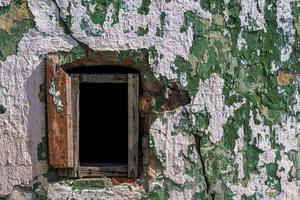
48,80,63,113
0,0,300,199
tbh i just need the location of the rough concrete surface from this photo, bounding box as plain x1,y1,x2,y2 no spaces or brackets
0,0,299,199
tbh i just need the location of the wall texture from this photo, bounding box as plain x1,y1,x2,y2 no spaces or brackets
0,0,299,199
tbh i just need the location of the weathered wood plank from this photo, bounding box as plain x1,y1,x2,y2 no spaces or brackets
46,54,74,168
79,165,128,178
78,74,128,83
128,74,139,177
69,76,80,177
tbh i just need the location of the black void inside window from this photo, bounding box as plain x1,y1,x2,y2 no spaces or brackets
79,83,128,166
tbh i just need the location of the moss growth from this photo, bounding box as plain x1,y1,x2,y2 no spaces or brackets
0,0,34,61
142,185,167,200
37,136,47,160
265,163,281,192
35,187,48,200
59,45,87,65
241,195,256,200
64,2,72,29
192,190,211,200
156,12,166,37
136,26,149,36
200,0,226,15
82,0,122,26
60,179,107,191
138,0,151,15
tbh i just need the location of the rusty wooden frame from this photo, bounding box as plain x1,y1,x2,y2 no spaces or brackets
46,54,74,169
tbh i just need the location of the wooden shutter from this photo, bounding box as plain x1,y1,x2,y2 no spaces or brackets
128,74,139,177
46,54,74,168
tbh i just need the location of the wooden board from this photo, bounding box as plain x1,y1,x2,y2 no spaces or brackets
73,74,128,83
46,54,74,168
69,76,80,177
79,165,128,178
127,74,139,177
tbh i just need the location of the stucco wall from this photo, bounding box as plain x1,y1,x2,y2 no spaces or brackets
0,0,299,199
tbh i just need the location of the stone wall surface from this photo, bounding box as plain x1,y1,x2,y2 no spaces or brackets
0,0,299,199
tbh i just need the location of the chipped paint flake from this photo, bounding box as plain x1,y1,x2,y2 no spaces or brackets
191,74,244,143
276,0,295,61
150,108,199,185
48,80,63,113
0,0,10,7
240,0,266,31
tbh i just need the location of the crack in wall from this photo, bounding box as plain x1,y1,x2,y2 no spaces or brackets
195,135,211,196
52,0,88,51
182,106,214,200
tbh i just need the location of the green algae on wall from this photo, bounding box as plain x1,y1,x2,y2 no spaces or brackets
60,179,107,191
37,137,48,161
156,12,166,37
136,26,149,36
0,0,34,61
58,45,87,65
142,185,167,200
138,0,151,15
81,0,122,26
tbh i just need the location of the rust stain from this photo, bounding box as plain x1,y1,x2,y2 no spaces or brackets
111,178,135,185
161,83,191,111
147,166,157,179
277,70,293,86
46,54,73,168
261,106,269,117
140,96,150,113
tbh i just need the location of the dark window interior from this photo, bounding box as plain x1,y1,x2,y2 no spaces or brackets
79,83,128,165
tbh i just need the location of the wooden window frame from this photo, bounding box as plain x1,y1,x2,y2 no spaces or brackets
73,74,139,178
46,54,140,178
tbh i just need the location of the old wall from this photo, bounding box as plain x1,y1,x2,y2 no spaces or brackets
0,0,299,199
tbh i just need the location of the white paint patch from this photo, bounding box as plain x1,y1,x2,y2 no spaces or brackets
274,115,299,153
150,107,200,198
240,0,266,31
234,127,245,179
56,0,211,80
277,153,300,200
47,182,144,200
258,149,276,166
0,0,10,7
237,31,247,50
0,0,76,196
229,114,300,199
276,0,296,61
249,110,272,151
191,74,244,143
168,189,195,200
229,168,269,200
179,72,188,87
223,0,230,23
150,108,199,185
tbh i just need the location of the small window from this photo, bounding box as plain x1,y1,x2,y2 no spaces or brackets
46,55,139,178
79,83,128,166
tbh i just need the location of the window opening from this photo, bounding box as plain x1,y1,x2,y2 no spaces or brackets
79,83,128,166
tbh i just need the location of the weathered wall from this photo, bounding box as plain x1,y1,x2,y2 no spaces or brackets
0,0,299,199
